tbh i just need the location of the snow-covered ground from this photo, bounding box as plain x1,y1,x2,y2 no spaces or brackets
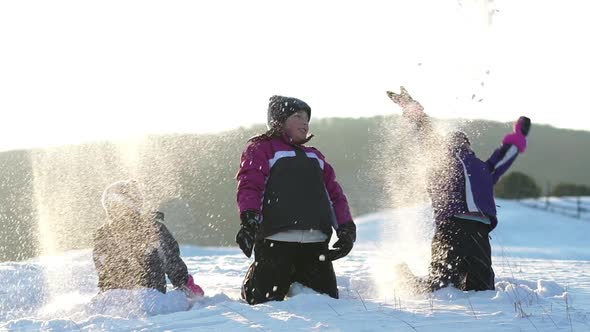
2,199,590,331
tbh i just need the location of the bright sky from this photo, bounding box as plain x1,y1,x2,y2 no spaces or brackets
1,0,589,151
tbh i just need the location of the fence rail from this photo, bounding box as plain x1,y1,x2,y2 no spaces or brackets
519,196,590,220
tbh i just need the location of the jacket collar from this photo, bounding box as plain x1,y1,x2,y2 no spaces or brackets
454,145,475,159
278,132,314,146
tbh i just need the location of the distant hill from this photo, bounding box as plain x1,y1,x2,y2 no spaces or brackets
1,116,589,261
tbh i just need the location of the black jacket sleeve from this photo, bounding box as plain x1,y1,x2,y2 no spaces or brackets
157,222,190,288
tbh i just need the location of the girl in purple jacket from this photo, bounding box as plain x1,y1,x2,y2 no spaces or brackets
388,87,531,291
236,95,356,304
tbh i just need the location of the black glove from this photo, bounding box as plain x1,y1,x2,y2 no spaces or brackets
327,221,356,261
236,210,259,258
517,116,531,136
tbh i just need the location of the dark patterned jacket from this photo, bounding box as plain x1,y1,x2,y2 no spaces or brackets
93,212,188,293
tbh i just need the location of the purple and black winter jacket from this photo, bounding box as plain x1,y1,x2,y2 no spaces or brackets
428,142,521,230
236,134,353,239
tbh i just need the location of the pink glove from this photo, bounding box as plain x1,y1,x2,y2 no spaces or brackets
502,117,530,153
514,116,531,136
502,132,526,152
387,86,425,113
185,275,204,297
386,87,429,131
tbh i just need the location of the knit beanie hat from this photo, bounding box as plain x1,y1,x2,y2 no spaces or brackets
101,180,144,215
448,131,471,149
267,95,311,130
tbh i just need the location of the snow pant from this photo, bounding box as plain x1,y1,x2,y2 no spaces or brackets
429,217,495,291
241,239,339,305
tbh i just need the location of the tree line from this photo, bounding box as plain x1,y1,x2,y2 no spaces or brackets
1,115,589,261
